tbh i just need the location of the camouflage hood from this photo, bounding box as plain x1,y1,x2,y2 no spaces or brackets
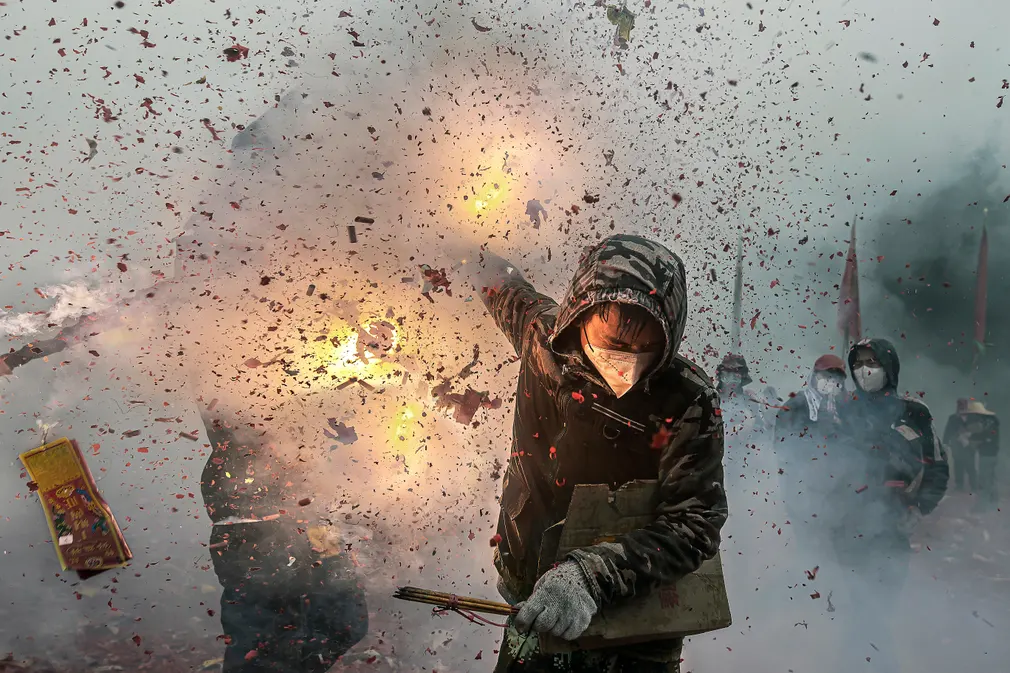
548,234,687,377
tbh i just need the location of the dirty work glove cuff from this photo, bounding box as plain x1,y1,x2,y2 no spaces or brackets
514,561,598,641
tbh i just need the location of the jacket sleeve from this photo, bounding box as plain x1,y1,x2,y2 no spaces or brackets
473,252,557,356
774,394,802,442
913,411,949,515
566,386,727,607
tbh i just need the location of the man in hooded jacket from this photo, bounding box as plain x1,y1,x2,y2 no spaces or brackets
824,338,948,673
466,235,726,673
774,354,848,529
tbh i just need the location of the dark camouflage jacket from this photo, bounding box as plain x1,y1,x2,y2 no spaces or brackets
476,235,726,608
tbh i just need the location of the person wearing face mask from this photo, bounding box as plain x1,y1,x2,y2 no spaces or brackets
774,355,848,529
821,338,949,673
463,235,726,673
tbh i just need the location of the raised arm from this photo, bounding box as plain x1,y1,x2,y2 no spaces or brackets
466,251,557,356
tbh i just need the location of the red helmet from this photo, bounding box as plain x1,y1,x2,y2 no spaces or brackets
813,354,845,373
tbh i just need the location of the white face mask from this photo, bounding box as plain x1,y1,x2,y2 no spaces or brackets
583,345,658,398
720,373,742,388
814,375,844,396
854,365,887,392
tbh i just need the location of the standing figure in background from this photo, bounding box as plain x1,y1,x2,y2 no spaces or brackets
774,354,848,528
200,410,368,672
944,398,978,493
944,399,1000,511
467,235,726,673
941,396,981,491
825,338,948,673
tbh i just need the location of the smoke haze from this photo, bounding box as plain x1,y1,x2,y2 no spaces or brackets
2,0,1009,671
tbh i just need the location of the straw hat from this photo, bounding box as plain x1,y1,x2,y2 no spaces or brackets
964,400,996,416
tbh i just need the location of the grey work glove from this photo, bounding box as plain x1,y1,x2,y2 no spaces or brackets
514,561,599,641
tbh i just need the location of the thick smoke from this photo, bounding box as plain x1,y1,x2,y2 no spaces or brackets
5,0,1007,672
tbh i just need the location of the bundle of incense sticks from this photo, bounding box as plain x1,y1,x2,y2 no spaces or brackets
394,586,517,616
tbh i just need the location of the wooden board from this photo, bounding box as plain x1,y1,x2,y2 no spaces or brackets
540,480,731,653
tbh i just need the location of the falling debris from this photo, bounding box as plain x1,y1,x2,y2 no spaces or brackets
223,44,249,62
20,438,131,572
347,225,358,243
434,386,502,425
471,18,492,33
324,419,358,445
306,284,316,296
606,5,636,47
525,199,548,228
858,52,878,62
353,216,374,224
82,138,98,162
419,264,452,302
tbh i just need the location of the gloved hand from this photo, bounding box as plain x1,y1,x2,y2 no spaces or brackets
897,505,923,536
514,562,598,641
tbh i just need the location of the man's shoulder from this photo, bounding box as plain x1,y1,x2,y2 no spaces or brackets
662,355,718,403
901,397,933,421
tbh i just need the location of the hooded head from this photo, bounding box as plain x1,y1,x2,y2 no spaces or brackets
810,354,846,396
549,235,687,392
847,338,900,395
716,353,752,393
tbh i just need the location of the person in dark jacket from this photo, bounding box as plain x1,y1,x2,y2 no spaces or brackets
200,409,368,672
824,338,948,673
467,235,726,673
774,354,847,527
944,399,1000,510
944,398,978,492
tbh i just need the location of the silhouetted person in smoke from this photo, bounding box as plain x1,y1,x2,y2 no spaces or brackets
468,236,726,673
775,354,848,528
944,399,1000,511
200,410,368,672
945,398,978,492
824,338,948,673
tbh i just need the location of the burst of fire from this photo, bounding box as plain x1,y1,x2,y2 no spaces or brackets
391,402,424,444
474,182,502,213
310,317,403,385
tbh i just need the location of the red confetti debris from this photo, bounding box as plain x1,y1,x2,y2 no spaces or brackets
998,96,1005,109
571,391,585,403
490,533,502,547
933,18,940,26
769,279,779,288
117,262,128,272
651,425,673,449
1002,194,1010,203
475,651,483,660
839,20,850,27
27,481,39,492
224,44,249,62
890,190,898,196
549,446,557,459
810,591,821,599
132,635,142,646
230,201,241,209
298,497,312,506
805,566,819,580
244,650,258,662
855,484,868,494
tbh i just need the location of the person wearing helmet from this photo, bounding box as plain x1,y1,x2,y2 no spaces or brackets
465,235,726,673
944,398,1000,510
774,354,848,530
822,338,948,673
